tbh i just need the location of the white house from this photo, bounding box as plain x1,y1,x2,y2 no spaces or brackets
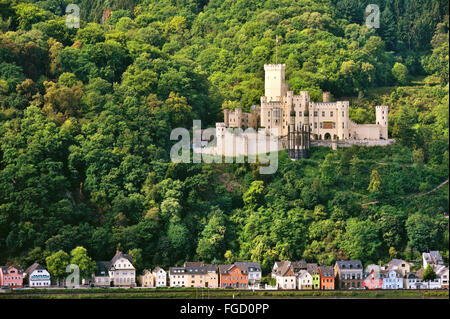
297,270,313,290
382,269,403,289
271,261,296,290
169,267,186,287
25,263,51,288
416,268,441,289
423,251,444,268
153,267,167,287
93,261,111,287
406,272,426,289
435,266,449,289
109,251,136,287
386,259,410,276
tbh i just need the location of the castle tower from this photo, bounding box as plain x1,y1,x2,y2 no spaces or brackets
224,108,229,127
264,64,288,101
336,101,349,140
323,92,331,103
376,105,389,139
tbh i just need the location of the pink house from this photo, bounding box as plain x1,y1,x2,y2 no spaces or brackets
0,266,24,288
363,269,383,289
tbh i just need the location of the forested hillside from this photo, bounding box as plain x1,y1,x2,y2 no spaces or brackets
0,0,448,274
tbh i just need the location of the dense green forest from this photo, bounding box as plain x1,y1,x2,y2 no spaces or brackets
0,0,448,275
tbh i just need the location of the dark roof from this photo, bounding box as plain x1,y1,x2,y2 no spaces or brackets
204,264,218,272
306,263,319,275
169,267,186,275
0,265,23,274
184,262,204,268
95,261,111,276
336,260,363,270
291,260,307,270
24,263,46,275
319,266,334,277
218,264,241,274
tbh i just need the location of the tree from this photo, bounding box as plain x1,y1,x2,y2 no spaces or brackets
339,218,382,263
392,62,409,85
243,181,265,210
46,250,70,287
320,153,339,186
128,248,144,274
196,209,227,262
422,264,436,282
367,169,381,193
70,246,96,281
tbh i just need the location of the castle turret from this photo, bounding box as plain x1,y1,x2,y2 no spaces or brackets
376,105,389,139
224,108,229,127
336,101,349,140
322,92,331,103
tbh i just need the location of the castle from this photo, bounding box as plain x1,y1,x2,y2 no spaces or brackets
219,64,388,142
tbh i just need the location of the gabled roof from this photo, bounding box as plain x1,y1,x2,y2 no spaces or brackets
24,263,46,276
218,264,247,274
291,260,307,270
0,265,23,274
319,266,334,277
153,267,164,273
110,251,133,266
298,269,312,279
382,269,403,278
306,263,319,275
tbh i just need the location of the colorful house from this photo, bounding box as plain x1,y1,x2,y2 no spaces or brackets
386,258,410,276
219,264,248,289
382,269,403,289
184,262,219,288
319,266,335,290
138,269,155,287
235,262,261,288
334,260,364,289
297,270,313,290
271,261,296,290
307,263,320,289
169,266,187,287
363,269,383,289
0,266,23,288
24,263,51,288
153,267,167,287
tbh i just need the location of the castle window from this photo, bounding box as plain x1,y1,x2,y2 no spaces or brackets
342,111,344,117
320,122,323,128
322,111,325,117
314,111,318,117
299,111,302,117
342,122,344,128
314,123,317,128
330,111,333,117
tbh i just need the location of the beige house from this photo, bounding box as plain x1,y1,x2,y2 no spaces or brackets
297,270,313,290
138,269,155,287
169,266,187,287
93,251,136,287
109,251,136,287
386,258,410,276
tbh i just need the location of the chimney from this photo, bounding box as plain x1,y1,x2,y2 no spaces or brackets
116,249,119,255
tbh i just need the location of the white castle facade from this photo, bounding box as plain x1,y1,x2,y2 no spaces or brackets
206,64,390,158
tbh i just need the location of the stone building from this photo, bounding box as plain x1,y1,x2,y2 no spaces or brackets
217,64,388,141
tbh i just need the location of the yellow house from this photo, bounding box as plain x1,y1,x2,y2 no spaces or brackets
138,269,155,287
184,262,219,288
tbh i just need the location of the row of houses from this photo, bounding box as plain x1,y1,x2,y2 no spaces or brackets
1,250,448,290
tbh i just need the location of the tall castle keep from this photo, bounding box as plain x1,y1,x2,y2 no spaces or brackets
220,64,389,141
